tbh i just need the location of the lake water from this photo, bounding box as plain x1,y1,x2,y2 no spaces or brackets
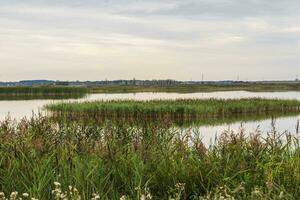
2,91,300,146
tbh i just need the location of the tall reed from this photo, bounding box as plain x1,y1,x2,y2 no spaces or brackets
46,98,300,122
0,115,300,199
0,86,88,95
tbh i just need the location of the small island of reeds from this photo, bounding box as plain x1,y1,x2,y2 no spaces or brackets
46,98,300,122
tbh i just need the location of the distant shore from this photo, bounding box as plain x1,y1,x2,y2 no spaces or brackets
1,82,300,95
88,83,300,93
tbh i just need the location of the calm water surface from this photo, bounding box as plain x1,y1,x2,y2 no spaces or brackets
2,91,300,145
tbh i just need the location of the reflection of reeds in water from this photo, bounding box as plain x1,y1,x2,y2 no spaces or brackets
50,110,300,128
1,114,300,199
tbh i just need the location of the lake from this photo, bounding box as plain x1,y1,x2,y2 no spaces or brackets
2,91,300,146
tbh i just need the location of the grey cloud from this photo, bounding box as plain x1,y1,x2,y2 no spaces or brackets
104,0,300,19
0,0,300,80
3,0,300,18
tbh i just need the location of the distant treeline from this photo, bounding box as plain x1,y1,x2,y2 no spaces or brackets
1,79,299,87
1,80,300,94
0,79,179,86
89,82,300,93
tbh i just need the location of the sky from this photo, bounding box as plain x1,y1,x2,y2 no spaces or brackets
0,0,300,81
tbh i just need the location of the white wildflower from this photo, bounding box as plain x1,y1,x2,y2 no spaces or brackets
10,191,18,199
120,195,127,200
54,182,61,187
140,194,146,200
146,193,152,200
22,193,29,198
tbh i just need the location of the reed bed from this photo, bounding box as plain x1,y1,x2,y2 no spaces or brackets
1,115,300,199
89,83,300,93
46,98,300,121
0,93,86,101
0,86,88,95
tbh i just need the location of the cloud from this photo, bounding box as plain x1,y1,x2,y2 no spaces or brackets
0,0,299,80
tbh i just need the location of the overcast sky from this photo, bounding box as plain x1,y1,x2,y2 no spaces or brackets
0,0,300,81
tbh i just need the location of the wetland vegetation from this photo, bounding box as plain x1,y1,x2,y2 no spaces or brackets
1,82,300,96
46,98,300,122
0,94,86,101
0,115,300,199
88,83,300,93
0,86,87,96
2,86,300,199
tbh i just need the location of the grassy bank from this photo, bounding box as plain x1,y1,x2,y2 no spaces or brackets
0,86,88,95
0,93,87,100
89,83,300,93
0,116,300,199
1,83,300,96
46,98,300,122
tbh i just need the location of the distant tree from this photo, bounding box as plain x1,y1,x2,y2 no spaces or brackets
56,81,69,86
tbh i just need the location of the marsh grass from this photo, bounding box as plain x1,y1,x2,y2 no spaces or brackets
0,93,86,101
0,86,87,95
1,115,300,199
46,98,300,122
89,83,300,93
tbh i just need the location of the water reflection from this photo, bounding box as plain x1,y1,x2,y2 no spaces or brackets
86,91,300,101
197,115,300,146
51,111,300,147
3,91,300,120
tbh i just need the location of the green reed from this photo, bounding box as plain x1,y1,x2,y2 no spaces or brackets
0,86,88,95
89,83,300,93
46,98,300,121
1,115,300,199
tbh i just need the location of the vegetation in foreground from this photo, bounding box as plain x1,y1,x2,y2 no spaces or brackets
1,115,300,199
46,98,300,121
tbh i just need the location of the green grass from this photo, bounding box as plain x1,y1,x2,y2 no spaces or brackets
89,83,300,93
0,93,87,100
0,115,300,199
1,83,300,96
46,98,300,121
0,86,88,95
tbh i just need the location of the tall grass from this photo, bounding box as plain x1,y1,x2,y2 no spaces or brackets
0,86,88,95
1,115,300,199
89,83,300,93
0,93,86,100
46,98,300,121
